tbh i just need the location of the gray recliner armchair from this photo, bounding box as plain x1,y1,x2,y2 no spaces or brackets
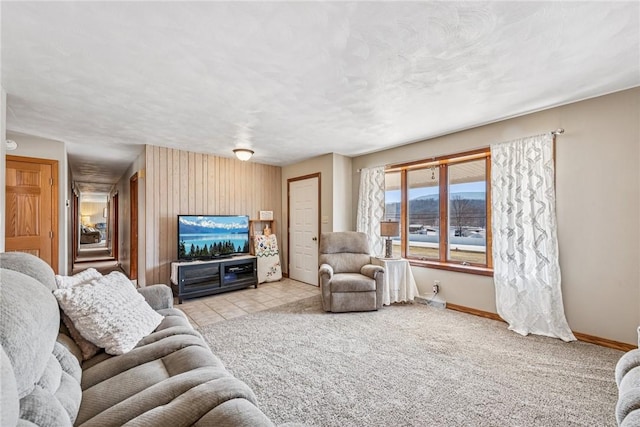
318,231,384,312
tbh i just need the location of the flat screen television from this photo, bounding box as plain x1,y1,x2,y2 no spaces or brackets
177,215,250,260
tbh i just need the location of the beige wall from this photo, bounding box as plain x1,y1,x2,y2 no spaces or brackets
113,148,146,284
80,200,107,226
332,154,353,232
5,131,70,274
352,88,640,345
281,153,332,275
0,88,6,252
143,146,282,286
67,171,74,273
279,153,353,275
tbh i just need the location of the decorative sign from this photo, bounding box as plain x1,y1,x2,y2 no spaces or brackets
259,210,273,221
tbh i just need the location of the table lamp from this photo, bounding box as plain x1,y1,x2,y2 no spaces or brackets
380,221,399,258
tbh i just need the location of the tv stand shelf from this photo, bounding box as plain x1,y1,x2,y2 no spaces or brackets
170,255,257,303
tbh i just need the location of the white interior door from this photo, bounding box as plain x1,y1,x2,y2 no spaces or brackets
289,176,319,286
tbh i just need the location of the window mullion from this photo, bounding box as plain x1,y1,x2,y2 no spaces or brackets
438,164,448,262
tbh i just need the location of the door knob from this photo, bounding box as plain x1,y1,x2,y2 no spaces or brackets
312,237,318,241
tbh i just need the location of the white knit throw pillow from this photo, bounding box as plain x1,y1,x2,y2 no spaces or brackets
53,271,163,355
55,268,102,289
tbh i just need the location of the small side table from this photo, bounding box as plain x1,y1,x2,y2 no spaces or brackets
372,257,419,306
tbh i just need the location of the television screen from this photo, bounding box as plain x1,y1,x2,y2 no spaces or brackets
177,215,250,260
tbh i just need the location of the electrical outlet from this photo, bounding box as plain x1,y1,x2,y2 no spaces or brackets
433,280,440,294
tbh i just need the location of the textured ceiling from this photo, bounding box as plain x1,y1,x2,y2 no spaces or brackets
2,2,639,188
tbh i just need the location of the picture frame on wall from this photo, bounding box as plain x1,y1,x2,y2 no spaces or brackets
259,210,273,221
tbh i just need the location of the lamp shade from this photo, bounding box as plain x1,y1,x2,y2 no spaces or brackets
233,148,254,161
380,221,399,237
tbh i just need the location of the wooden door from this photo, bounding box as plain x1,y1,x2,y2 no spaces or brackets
288,174,320,286
112,192,119,260
130,173,138,281
5,156,58,272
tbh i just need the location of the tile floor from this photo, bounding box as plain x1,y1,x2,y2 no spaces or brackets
176,278,320,328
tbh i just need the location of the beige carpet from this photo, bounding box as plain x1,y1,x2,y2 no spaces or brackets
199,295,623,427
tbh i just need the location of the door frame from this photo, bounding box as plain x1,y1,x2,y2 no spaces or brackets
286,173,321,283
72,190,79,263
5,155,59,273
130,173,138,281
111,192,119,261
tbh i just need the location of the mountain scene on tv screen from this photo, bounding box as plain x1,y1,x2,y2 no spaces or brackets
178,216,250,259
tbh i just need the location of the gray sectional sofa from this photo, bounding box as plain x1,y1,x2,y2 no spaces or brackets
0,252,275,426
616,328,640,426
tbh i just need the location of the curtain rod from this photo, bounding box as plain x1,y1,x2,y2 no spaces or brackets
356,165,385,173
358,128,566,172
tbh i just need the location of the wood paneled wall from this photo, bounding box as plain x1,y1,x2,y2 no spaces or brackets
144,146,282,285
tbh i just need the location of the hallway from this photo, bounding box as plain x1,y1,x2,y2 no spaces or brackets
74,245,121,275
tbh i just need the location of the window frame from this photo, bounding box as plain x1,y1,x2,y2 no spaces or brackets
386,148,493,276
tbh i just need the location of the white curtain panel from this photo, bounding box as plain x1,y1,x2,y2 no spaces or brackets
356,166,385,256
491,133,575,342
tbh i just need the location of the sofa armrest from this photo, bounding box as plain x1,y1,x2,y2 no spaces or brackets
616,349,640,425
138,285,174,310
617,349,640,384
361,264,384,279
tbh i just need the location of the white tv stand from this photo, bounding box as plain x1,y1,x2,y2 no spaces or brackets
170,255,257,304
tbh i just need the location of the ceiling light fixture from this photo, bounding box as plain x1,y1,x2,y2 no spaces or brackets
5,140,17,151
233,148,254,161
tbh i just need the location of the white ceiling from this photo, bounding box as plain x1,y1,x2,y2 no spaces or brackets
2,2,639,189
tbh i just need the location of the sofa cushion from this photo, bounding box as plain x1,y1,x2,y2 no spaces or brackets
0,266,83,426
330,273,376,293
621,410,640,427
0,269,60,398
76,318,271,426
54,271,163,355
193,398,275,427
29,341,83,424
0,251,58,291
0,346,19,427
617,364,640,425
61,312,101,361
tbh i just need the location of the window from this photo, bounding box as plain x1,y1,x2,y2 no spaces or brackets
384,149,492,274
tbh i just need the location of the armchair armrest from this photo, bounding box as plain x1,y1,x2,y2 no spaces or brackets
138,284,174,311
319,263,333,280
318,264,334,312
361,264,384,279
